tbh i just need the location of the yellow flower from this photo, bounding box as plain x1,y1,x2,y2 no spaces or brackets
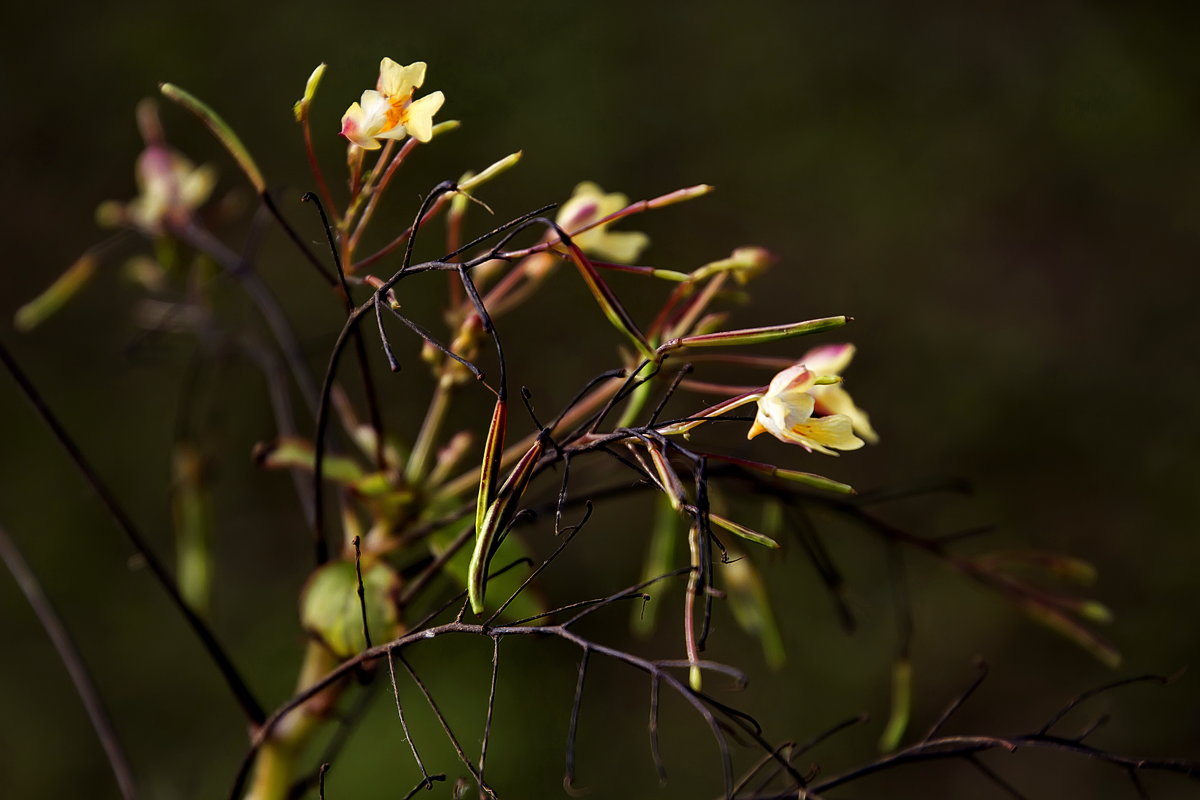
796,343,878,443
557,181,649,263
340,58,444,150
747,364,864,455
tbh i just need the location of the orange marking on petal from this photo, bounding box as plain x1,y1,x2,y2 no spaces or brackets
383,92,413,132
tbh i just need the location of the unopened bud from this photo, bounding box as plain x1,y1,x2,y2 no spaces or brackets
293,62,327,122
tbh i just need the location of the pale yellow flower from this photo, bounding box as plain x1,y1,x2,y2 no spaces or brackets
796,343,878,443
340,58,444,150
747,364,864,455
116,146,215,233
556,181,649,263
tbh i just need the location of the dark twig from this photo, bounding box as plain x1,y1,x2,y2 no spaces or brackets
648,363,694,427
1076,713,1110,742
230,571,750,800
0,339,264,725
922,659,988,742
737,715,868,798
564,648,591,792
260,190,338,286
173,220,321,415
400,774,447,800
649,676,667,785
965,755,1028,799
479,638,501,795
311,309,370,564
0,525,139,800
804,733,1200,796
1038,674,1170,736
731,741,795,799
485,503,589,626
302,191,388,470
386,650,433,788
317,763,330,800
788,506,855,633
398,653,498,800
352,536,372,650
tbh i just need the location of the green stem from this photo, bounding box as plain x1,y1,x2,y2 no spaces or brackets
406,375,453,484
243,641,338,800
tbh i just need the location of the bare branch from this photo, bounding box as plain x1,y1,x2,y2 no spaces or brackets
0,525,139,800
0,339,264,725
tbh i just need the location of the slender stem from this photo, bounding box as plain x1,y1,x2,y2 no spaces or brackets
349,193,453,274
243,641,341,800
0,525,139,800
0,339,265,726
435,378,620,499
347,138,420,257
174,221,321,415
406,375,453,484
301,115,339,226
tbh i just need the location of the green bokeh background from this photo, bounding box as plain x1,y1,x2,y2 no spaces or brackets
3,2,1198,798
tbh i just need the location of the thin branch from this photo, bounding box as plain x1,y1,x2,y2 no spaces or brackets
398,653,498,800
303,191,388,470
259,189,338,286
965,755,1028,800
484,502,589,626
564,648,590,792
386,650,434,788
805,733,1200,796
400,774,447,800
649,676,667,785
922,659,989,742
172,219,322,416
352,536,372,650
479,638,501,796
1038,674,1171,736
0,339,264,725
317,763,330,800
0,525,138,800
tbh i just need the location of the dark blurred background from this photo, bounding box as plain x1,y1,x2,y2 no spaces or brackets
3,2,1199,798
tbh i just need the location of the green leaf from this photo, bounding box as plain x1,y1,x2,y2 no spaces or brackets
300,560,400,659
254,436,365,485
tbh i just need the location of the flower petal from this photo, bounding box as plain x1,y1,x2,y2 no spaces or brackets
586,230,649,263
811,384,879,443
749,389,814,442
377,58,426,97
766,364,815,398
800,343,855,376
340,102,378,149
403,91,444,142
789,414,864,455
